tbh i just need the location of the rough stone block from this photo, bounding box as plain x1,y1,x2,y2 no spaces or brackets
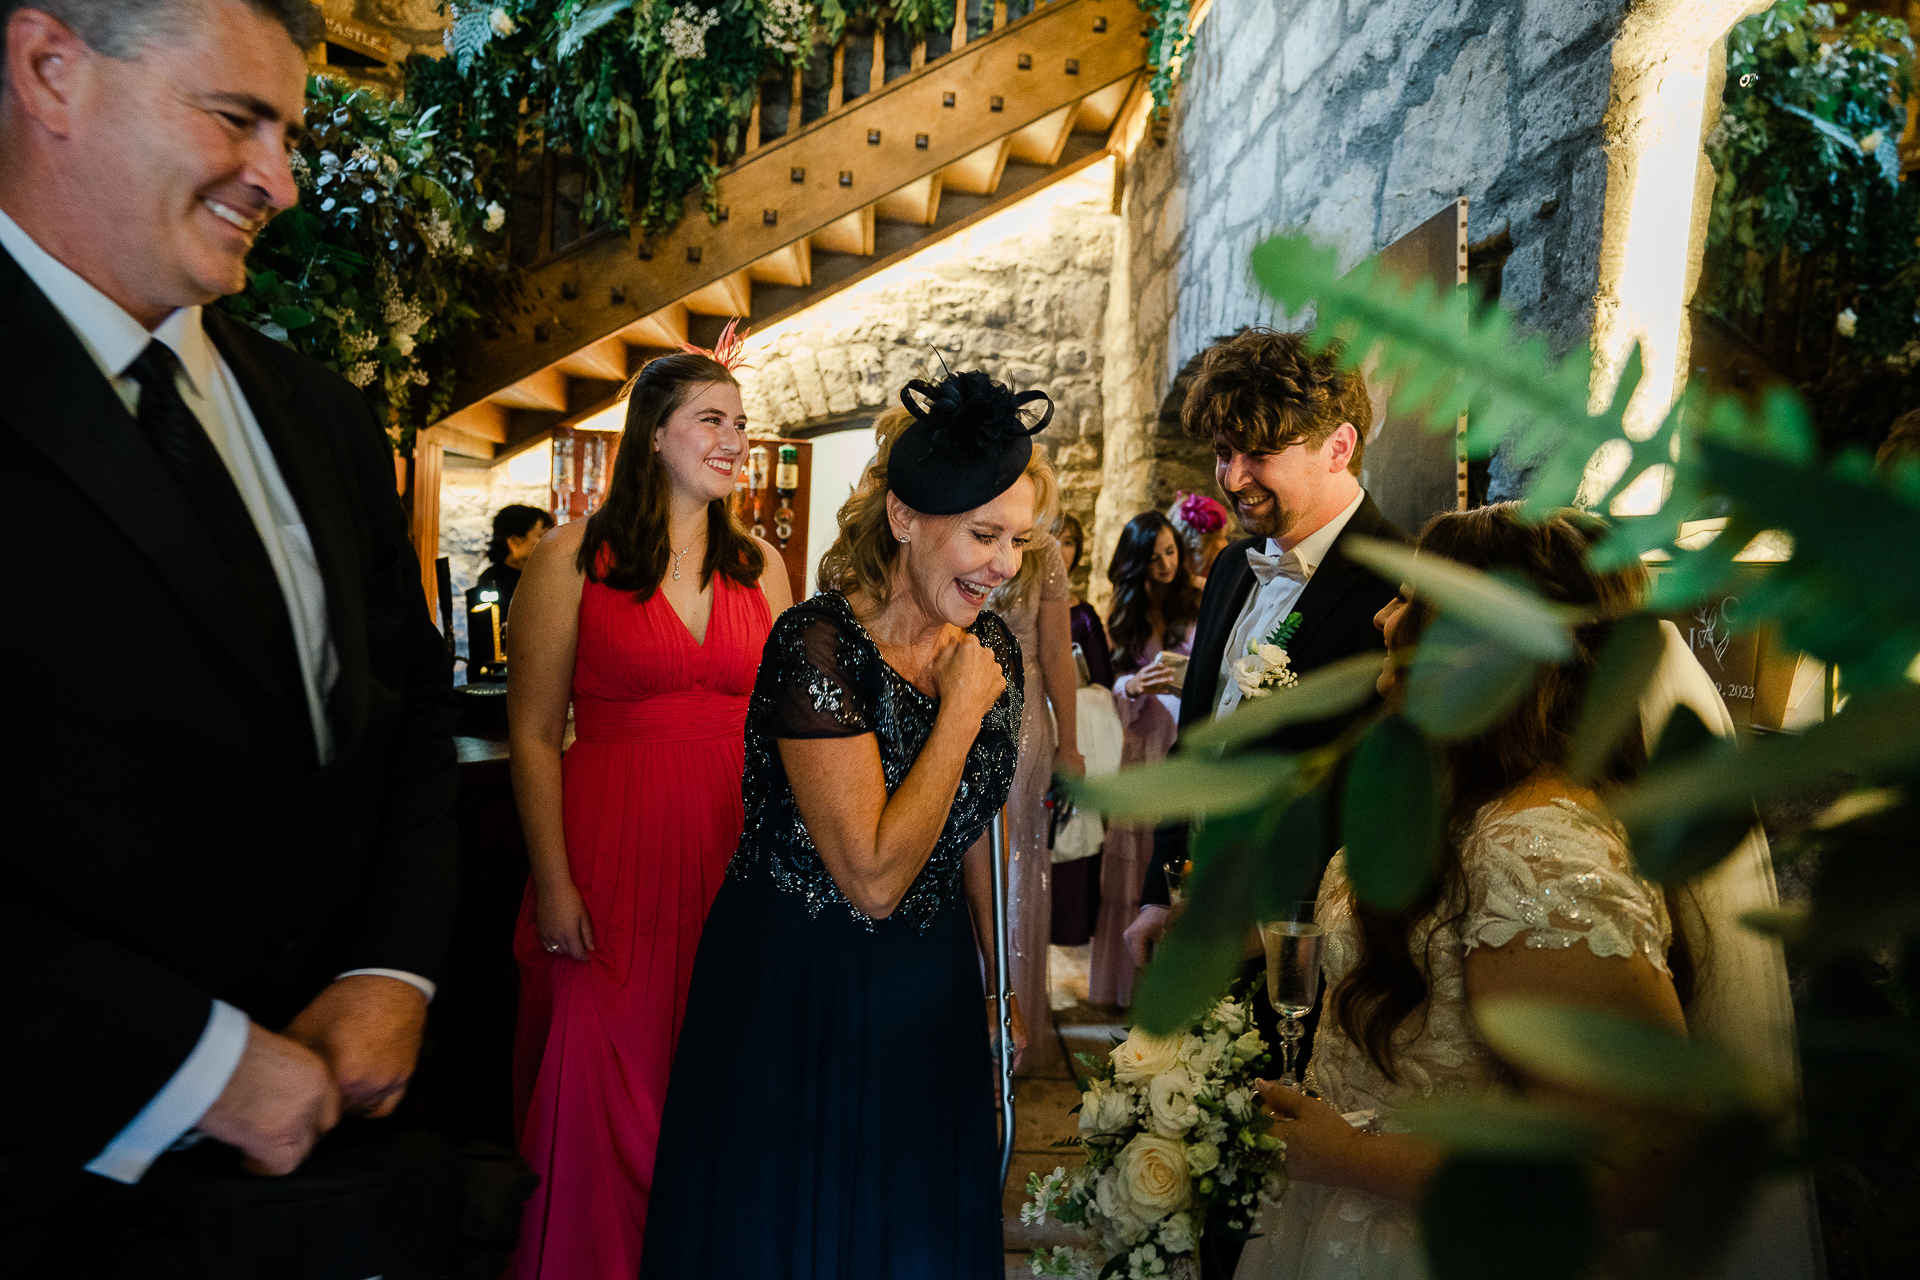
814,345,858,415
1381,26,1513,243
785,346,831,420
1280,0,1345,95
1516,42,1611,158
1517,0,1621,79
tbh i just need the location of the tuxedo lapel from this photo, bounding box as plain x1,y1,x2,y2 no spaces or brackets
206,311,369,753
1287,494,1398,668
1181,537,1260,729
0,249,303,712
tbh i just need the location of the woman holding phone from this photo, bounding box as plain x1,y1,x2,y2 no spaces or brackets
1088,512,1201,1005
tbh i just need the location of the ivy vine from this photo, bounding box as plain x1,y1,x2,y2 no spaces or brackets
1136,0,1193,111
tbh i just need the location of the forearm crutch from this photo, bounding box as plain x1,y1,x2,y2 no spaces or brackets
988,806,1016,1191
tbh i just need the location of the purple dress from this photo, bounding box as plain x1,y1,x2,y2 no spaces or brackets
1088,623,1195,1007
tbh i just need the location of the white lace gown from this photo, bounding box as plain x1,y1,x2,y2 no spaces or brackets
1234,799,1672,1280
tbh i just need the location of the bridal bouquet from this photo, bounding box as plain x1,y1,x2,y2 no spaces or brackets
1023,992,1288,1279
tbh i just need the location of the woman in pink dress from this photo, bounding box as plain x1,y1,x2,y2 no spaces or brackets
504,352,792,1280
1089,512,1202,1006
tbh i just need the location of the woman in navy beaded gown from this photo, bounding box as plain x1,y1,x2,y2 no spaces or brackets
642,373,1056,1278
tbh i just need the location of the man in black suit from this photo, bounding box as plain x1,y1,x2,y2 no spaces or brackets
0,0,458,1251
1125,328,1409,964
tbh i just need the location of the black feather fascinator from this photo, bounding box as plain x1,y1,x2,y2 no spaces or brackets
890,370,1053,515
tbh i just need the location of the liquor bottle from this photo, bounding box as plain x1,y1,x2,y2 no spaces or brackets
745,444,770,539
773,444,799,547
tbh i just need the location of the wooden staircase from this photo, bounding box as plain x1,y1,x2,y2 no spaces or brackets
425,0,1148,467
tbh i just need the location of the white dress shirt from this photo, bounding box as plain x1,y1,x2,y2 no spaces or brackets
1213,488,1367,720
0,211,433,1183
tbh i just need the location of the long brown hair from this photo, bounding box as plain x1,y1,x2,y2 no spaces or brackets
1329,504,1697,1079
576,353,764,598
1105,511,1203,670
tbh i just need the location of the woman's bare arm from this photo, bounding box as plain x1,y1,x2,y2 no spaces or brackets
1036,595,1082,771
506,522,591,958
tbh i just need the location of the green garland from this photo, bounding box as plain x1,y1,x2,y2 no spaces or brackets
410,1,954,237
217,75,505,451
1700,0,1918,443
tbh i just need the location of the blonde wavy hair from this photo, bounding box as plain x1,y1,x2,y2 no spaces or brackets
818,406,1059,606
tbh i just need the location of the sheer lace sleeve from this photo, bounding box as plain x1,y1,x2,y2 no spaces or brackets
1040,542,1070,604
762,608,873,739
1461,800,1672,971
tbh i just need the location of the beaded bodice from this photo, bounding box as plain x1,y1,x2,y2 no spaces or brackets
727,590,1024,931
1306,797,1673,1121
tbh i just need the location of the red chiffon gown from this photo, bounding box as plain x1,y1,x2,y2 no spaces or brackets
507,569,772,1280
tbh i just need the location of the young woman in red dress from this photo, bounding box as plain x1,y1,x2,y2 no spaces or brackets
504,352,792,1280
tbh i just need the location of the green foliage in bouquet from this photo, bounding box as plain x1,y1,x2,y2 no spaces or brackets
217,75,506,452
1069,227,1920,1276
1698,0,1919,444
1023,990,1285,1278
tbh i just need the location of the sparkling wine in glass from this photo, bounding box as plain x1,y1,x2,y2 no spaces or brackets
1260,919,1325,1088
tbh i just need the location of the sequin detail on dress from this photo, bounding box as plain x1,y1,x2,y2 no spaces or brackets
728,590,1023,932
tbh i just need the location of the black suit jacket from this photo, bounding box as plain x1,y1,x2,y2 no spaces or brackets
1141,494,1410,906
0,246,460,1211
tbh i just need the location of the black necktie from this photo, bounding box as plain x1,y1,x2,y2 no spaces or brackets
125,340,299,663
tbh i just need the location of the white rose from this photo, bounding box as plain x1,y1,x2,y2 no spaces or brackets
1256,643,1289,669
1158,1210,1196,1255
1147,1070,1200,1137
1079,1079,1134,1137
1112,1028,1182,1084
1119,1134,1192,1222
1186,1140,1220,1175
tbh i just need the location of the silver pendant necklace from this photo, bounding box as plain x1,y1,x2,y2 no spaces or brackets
670,539,698,581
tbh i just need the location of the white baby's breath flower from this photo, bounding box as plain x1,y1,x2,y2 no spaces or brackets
662,5,720,60
346,360,377,388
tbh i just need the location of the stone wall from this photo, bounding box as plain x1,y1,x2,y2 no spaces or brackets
1096,0,1631,586
736,196,1117,595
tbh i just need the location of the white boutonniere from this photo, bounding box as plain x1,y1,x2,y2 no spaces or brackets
1229,611,1304,701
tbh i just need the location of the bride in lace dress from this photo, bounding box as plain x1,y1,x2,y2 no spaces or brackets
1235,504,1810,1280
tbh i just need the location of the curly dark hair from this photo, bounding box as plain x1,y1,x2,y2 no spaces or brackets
1329,503,1700,1080
1104,511,1202,672
576,353,764,599
1181,328,1373,475
486,504,550,567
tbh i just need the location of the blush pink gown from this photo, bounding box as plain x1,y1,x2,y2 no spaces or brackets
507,571,771,1280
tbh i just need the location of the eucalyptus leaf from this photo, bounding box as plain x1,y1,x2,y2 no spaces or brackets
1627,706,1756,884
1476,998,1754,1111
1403,613,1542,741
1342,716,1444,910
1067,752,1299,824
1182,651,1384,757
1568,613,1667,783
1420,1156,1597,1280
1343,537,1575,661
1400,1095,1603,1160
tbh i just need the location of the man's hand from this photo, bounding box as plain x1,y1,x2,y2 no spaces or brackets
1124,904,1170,968
282,975,428,1118
196,1023,340,1175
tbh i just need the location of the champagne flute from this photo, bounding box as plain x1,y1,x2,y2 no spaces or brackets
1260,911,1325,1088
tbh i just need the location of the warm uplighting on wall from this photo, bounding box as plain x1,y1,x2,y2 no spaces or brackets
1590,0,1772,516
504,440,552,485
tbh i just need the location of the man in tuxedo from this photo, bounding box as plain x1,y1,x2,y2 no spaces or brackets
1125,328,1409,964
0,0,458,1255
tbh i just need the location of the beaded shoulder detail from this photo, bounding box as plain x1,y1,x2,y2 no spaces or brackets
727,591,1023,931
1460,798,1672,971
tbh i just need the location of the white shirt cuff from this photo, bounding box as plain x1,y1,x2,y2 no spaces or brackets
334,968,436,1003
85,999,250,1185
